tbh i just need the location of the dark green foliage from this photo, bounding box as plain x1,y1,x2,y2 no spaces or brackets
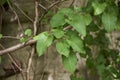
33,0,120,80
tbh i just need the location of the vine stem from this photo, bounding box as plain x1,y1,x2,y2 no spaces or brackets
26,0,38,80
0,40,36,55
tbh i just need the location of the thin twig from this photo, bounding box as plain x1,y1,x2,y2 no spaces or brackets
8,53,25,80
13,1,33,22
2,36,20,40
47,0,64,10
26,0,39,80
39,0,64,22
8,54,23,72
63,26,72,31
0,11,2,33
0,39,36,55
45,0,62,9
0,44,23,71
26,46,35,80
38,3,47,11
7,0,24,33
69,0,75,7
0,44,25,80
33,1,39,36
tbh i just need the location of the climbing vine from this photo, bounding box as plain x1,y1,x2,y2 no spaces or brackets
34,0,120,80
0,0,120,80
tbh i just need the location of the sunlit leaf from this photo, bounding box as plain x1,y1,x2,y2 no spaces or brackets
62,53,77,73
80,14,92,25
56,41,70,57
70,75,84,80
97,64,106,76
50,8,74,28
52,29,64,38
92,2,107,15
66,31,85,54
102,12,117,32
35,32,53,56
20,37,27,43
73,6,82,13
50,13,66,28
25,29,32,36
58,8,74,15
65,15,86,36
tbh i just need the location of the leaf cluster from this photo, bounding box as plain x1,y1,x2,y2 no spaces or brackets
21,0,120,80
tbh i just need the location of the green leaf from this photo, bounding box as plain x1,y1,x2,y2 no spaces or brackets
20,37,27,43
66,13,92,36
46,36,54,47
36,40,46,56
96,54,106,64
33,32,49,41
102,12,117,32
92,2,107,15
58,8,74,16
115,22,120,30
52,29,64,38
25,29,32,36
70,75,84,80
56,41,70,57
50,8,74,28
35,32,53,56
0,34,3,39
65,15,86,36
50,13,66,28
80,14,92,26
33,35,40,40
62,53,77,73
73,6,82,13
97,64,106,76
107,66,119,78
115,18,120,30
66,31,85,54
66,39,85,54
